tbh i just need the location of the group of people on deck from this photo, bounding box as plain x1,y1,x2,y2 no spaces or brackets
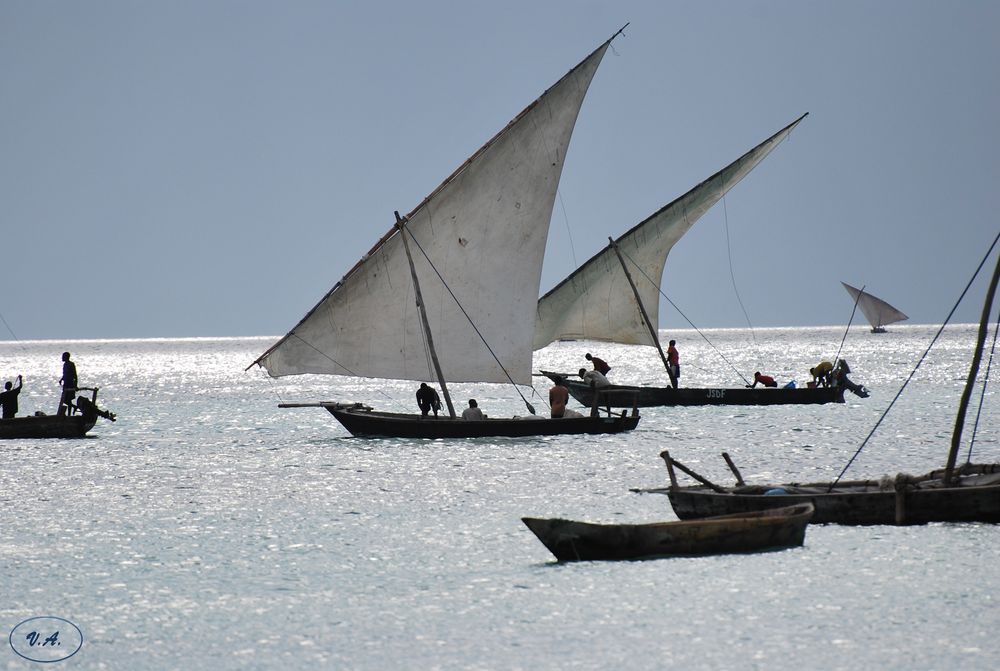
416,382,487,420
0,351,81,420
749,359,868,397
412,338,868,420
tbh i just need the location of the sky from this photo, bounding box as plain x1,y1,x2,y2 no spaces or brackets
2,1,998,341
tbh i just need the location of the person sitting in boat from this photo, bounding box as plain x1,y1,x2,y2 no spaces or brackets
747,371,777,388
58,351,78,416
0,374,23,419
585,352,610,376
416,382,442,417
667,340,680,389
832,360,869,398
579,367,610,388
549,376,569,418
809,360,834,387
461,398,485,420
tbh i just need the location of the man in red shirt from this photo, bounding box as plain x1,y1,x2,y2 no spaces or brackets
749,371,777,388
666,340,680,389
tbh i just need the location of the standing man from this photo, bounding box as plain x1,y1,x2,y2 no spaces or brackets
666,340,680,389
59,351,78,416
0,374,23,419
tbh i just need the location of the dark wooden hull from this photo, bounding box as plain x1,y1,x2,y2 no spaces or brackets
665,466,1000,525
329,407,640,439
0,414,97,439
522,503,814,561
541,371,844,407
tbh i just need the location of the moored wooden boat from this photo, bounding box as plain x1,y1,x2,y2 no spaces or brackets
541,371,844,407
521,503,814,561
658,452,1000,525
651,235,1000,526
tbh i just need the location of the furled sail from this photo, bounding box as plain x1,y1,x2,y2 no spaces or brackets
841,282,908,330
254,36,617,385
533,113,808,350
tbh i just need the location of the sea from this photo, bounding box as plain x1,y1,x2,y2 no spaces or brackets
1,325,998,670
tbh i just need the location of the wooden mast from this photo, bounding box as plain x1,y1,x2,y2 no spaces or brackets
395,211,457,418
608,238,672,377
945,244,1000,484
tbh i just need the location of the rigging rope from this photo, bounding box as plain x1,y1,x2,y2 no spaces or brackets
279,334,405,410
966,303,1000,463
0,310,18,341
557,190,579,270
831,231,1000,488
832,285,863,368
621,247,750,386
723,197,757,347
405,228,537,415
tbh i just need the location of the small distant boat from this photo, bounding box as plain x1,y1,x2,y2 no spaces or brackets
841,282,908,333
0,387,116,439
521,503,814,561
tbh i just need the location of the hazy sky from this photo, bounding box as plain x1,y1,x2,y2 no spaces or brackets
2,1,998,340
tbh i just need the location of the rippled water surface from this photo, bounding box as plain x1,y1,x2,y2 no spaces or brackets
1,326,998,670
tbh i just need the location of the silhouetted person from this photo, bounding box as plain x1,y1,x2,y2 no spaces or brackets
585,352,610,376
416,382,442,417
0,375,23,419
833,360,869,398
59,351,78,416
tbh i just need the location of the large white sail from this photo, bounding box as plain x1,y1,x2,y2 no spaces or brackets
841,282,908,330
533,113,808,350
255,36,616,385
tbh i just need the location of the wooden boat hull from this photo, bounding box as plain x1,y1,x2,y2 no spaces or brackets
329,406,640,439
522,503,814,561
665,466,1000,525
0,414,97,439
541,371,844,407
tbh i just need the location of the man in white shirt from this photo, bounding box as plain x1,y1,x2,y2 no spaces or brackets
578,367,610,388
461,398,486,420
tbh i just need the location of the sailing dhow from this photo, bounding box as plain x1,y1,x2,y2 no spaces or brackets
251,27,639,438
537,114,847,406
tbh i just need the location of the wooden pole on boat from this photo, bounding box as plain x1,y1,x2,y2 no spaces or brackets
660,450,680,489
945,244,1000,484
659,450,729,493
395,211,457,419
722,452,746,486
608,238,672,377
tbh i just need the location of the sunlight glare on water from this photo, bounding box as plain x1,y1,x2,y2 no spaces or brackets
1,325,998,670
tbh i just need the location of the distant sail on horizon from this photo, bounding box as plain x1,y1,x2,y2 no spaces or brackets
841,281,908,333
